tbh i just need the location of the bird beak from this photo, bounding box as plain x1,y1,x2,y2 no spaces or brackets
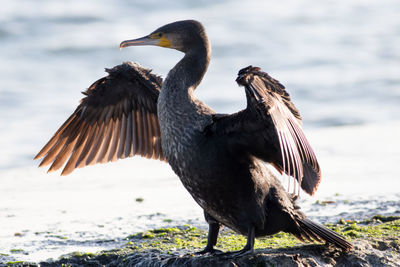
120,36,159,49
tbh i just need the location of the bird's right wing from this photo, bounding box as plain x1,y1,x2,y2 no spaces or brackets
35,62,165,175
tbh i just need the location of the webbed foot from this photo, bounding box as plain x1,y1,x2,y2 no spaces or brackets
218,247,254,259
195,246,223,255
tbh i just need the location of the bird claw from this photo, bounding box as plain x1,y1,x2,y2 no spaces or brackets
195,247,223,255
218,248,254,259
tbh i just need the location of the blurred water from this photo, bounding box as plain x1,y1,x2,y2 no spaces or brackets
0,0,399,263
1,0,400,169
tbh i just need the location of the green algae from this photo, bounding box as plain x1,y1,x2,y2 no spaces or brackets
59,251,95,259
142,224,322,251
124,225,311,253
46,217,400,266
135,197,144,203
6,261,24,266
371,215,400,223
329,216,400,240
121,218,400,253
46,234,68,240
9,249,25,254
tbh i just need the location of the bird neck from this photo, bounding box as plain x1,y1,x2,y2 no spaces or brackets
180,45,211,91
163,39,211,101
157,35,212,158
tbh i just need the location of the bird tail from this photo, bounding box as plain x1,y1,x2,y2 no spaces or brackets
294,218,353,252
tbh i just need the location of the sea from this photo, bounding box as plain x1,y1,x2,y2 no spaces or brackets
0,0,399,263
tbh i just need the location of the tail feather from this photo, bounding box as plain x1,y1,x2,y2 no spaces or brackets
297,227,314,243
296,218,353,252
299,226,322,243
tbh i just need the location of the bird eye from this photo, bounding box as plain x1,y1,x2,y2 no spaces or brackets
158,32,163,37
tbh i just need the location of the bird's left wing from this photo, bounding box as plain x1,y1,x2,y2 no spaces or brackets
35,62,165,175
205,66,320,195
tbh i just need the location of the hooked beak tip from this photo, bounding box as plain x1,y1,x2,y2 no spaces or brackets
119,36,155,50
119,41,134,49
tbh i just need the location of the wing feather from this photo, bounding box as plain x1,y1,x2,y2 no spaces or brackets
136,108,144,156
108,116,121,162
39,115,81,167
48,126,82,172
35,62,165,174
131,109,138,156
62,124,91,175
117,113,127,159
34,114,76,160
141,106,149,157
98,120,114,163
76,123,100,168
86,121,107,165
208,65,322,196
146,111,154,158
124,110,133,158
150,114,160,159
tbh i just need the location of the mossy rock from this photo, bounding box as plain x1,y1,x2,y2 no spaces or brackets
6,217,400,267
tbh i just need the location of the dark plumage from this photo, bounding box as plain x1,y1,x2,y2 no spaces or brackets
35,62,164,175
35,20,352,253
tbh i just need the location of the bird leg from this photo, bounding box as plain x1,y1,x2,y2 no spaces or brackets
196,211,222,254
219,226,255,258
242,225,255,252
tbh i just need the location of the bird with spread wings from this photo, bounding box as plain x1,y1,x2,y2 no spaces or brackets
35,20,352,255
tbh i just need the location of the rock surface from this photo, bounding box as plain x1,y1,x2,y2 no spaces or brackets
34,238,400,267
3,218,400,267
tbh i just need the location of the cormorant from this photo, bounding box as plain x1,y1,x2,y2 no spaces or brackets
35,20,352,254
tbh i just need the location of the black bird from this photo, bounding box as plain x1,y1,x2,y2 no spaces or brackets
35,20,352,254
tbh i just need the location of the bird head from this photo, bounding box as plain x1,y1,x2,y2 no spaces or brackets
120,20,209,53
